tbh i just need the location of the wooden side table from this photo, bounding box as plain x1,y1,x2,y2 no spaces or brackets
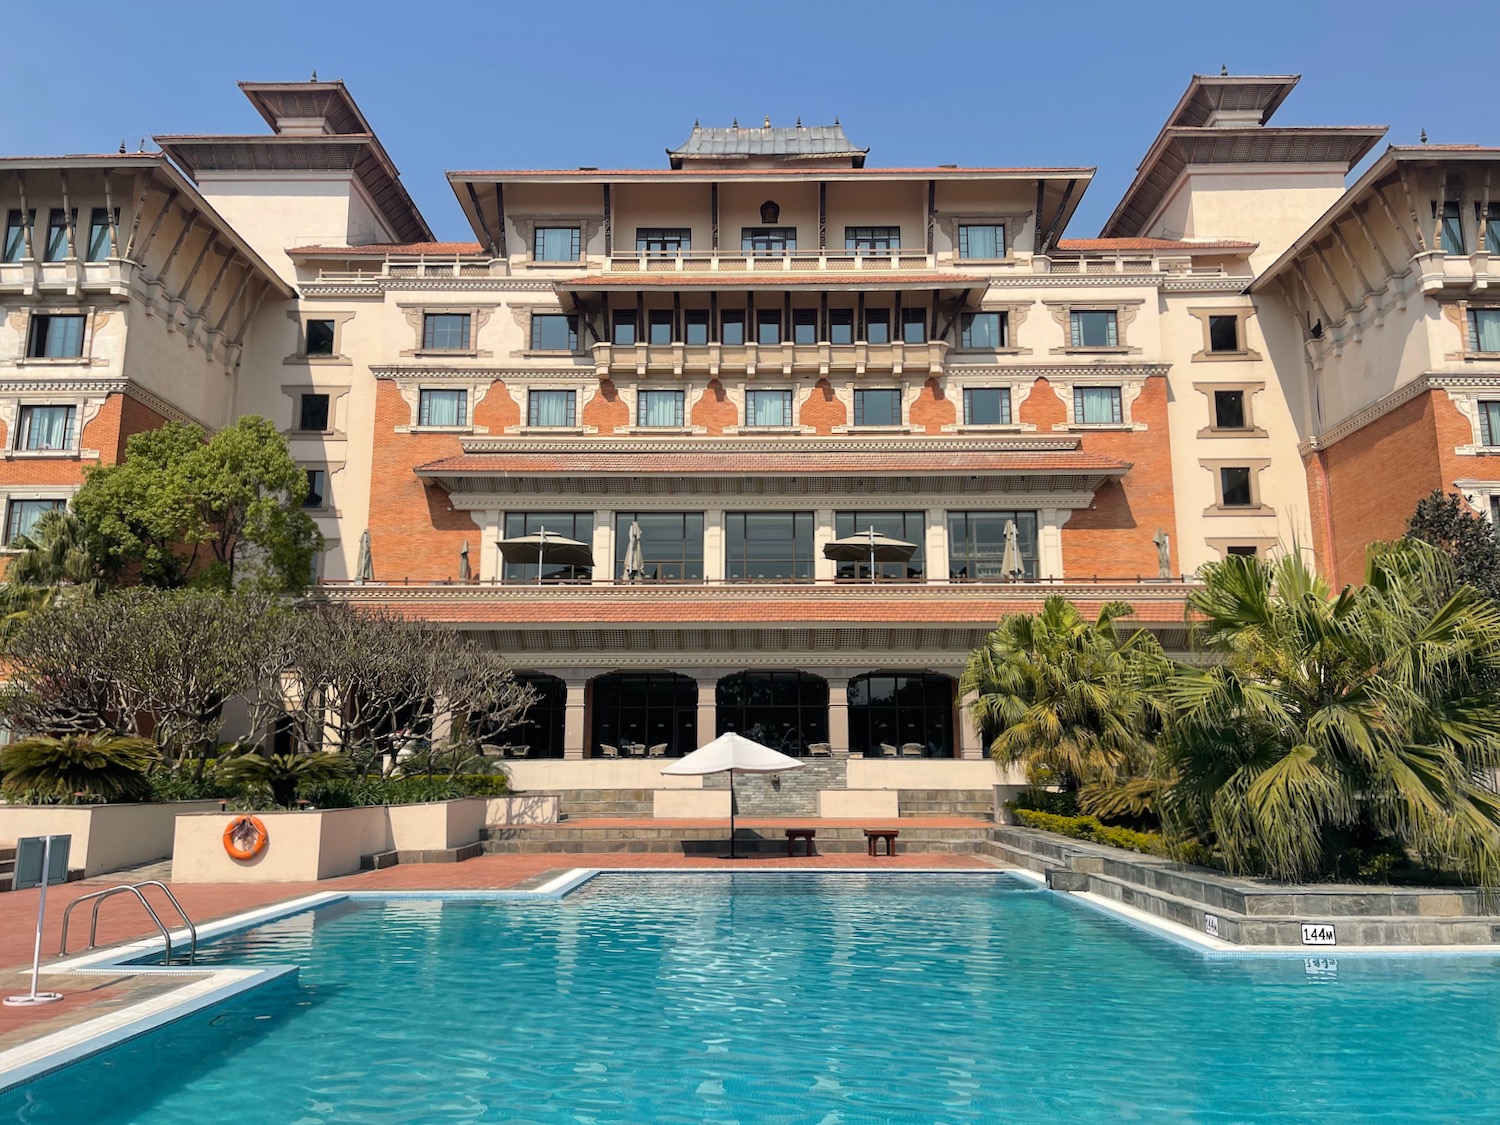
785,828,816,857
864,829,899,856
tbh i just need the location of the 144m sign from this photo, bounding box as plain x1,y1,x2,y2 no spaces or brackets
1300,923,1337,946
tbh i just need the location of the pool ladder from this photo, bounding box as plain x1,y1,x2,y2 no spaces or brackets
59,881,198,966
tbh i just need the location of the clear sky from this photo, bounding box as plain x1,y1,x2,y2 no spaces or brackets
3,0,1492,241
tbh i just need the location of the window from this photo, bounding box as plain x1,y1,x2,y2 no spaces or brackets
1437,201,1465,255
1220,466,1253,507
86,208,118,262
1073,386,1123,425
947,510,1039,580
502,512,593,583
614,511,705,581
649,310,674,345
958,224,1004,260
638,389,685,428
741,227,796,253
26,315,85,358
590,671,696,758
612,310,637,346
865,309,890,345
902,308,927,344
685,309,709,345
422,313,471,351
854,388,901,427
297,393,330,432
1070,310,1119,348
756,309,781,345
848,672,954,758
845,226,900,251
43,209,74,262
720,310,745,346
725,511,814,580
793,308,817,345
1208,315,1240,353
531,313,579,351
1469,309,1500,353
829,309,854,345
305,319,336,357
303,469,327,509
1477,400,1500,446
1213,389,1247,430
5,499,65,546
417,389,467,427
960,311,1006,350
3,210,32,263
834,511,925,580
1484,203,1500,255
1226,545,1258,557
636,228,690,254
528,389,576,427
716,671,829,753
534,226,581,262
963,387,1012,426
16,405,75,451
746,389,793,427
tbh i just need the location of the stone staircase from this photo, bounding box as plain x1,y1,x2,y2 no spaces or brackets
532,789,656,818
480,821,989,856
898,789,995,818
701,760,846,817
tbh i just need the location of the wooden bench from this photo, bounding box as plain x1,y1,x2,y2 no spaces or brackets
863,829,899,856
784,828,816,857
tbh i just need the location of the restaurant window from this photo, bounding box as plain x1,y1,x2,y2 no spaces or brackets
962,387,1012,426
590,671,697,758
3,210,32,263
829,309,854,345
845,226,900,251
534,226,581,262
637,389,685,428
685,309,709,345
614,511,705,580
1469,309,1500,353
745,389,793,428
528,389,576,427
958,224,1004,260
1070,310,1118,348
847,672,954,758
491,673,567,758
947,510,1039,580
636,227,690,254
902,307,927,344
717,671,829,756
303,469,327,509
721,309,746,346
422,313,471,351
834,510,925,580
725,511,815,580
1073,386,1123,425
612,310,637,345
756,309,782,345
43,209,74,262
853,388,901,427
298,393,330,432
960,311,1006,350
417,388,467,427
305,318,336,357
16,405,75,451
742,227,796,253
86,208,118,262
26,315,85,358
4,499,65,546
865,309,891,345
502,511,593,583
648,309,674,345
530,314,579,351
793,308,818,345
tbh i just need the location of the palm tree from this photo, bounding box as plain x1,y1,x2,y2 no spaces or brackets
6,508,105,593
1160,542,1500,885
0,733,156,803
961,597,1170,796
216,749,352,808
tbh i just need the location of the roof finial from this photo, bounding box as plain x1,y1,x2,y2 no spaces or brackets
834,115,841,126
1420,127,1428,144
693,117,699,128
137,137,146,152
1220,64,1228,76
732,117,738,129
764,114,771,128
119,140,127,154
310,68,318,81
795,116,802,128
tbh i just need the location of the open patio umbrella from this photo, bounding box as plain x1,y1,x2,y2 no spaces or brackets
661,732,804,858
357,529,374,583
822,527,916,584
1001,520,1024,581
458,540,471,582
622,520,645,582
496,528,593,585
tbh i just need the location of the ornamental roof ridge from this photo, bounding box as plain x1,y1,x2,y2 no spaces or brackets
454,436,1086,455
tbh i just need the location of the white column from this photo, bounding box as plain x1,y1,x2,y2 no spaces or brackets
431,692,453,744
703,510,725,581
957,689,984,760
826,675,850,756
696,673,717,746
479,510,501,581
814,509,837,580
1038,508,1067,579
563,677,588,760
593,510,613,581
925,507,947,582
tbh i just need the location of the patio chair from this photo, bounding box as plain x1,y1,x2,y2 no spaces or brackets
808,742,832,757
511,745,531,759
879,742,899,757
900,742,923,758
600,743,620,758
647,742,668,757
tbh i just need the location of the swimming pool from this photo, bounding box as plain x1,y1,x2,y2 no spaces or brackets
4,871,1500,1123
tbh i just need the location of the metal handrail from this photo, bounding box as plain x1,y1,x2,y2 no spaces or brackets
59,882,197,966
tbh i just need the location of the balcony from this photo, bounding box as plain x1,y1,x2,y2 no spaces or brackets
309,254,505,285
603,249,937,274
0,256,139,297
590,338,950,377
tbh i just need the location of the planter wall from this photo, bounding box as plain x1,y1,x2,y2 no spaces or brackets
0,800,222,878
504,760,703,790
485,794,560,826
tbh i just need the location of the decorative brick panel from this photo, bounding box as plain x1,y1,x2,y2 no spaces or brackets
909,378,955,434
690,380,737,434
582,379,629,434
799,378,846,433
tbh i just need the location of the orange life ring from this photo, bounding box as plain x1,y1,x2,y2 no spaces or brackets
223,815,269,861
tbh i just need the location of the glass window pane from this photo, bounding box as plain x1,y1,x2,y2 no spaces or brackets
741,227,796,252
1208,315,1240,352
963,388,1010,426
902,308,926,344
418,389,466,427
746,389,793,427
305,319,336,356
792,309,817,344
30,315,86,358
1481,401,1500,446
1440,203,1465,255
531,314,578,351
87,208,113,262
535,226,581,261
1071,310,1117,348
1214,390,1245,430
298,394,330,432
1472,310,1500,353
847,672,953,757
2,210,31,263
684,310,709,345
865,310,890,345
635,228,690,253
1075,386,1122,425
1221,467,1253,507
721,311,745,346
18,405,75,451
423,314,470,350
612,311,637,345
615,511,704,581
829,310,853,345
649,310,673,345
726,511,813,580
832,510,925,579
528,390,575,427
961,312,1004,350
303,469,326,508
44,210,71,262
6,499,64,545
958,224,1003,259
845,226,900,251
756,310,781,345
946,510,1038,580
502,511,593,582
854,389,900,427
638,390,684,427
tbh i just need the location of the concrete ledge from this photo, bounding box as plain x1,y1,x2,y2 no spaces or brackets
0,801,223,878
653,790,732,818
819,790,899,819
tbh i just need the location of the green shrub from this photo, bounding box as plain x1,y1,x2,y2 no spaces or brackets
1012,789,1080,817
0,734,156,804
1010,807,1170,857
299,771,510,810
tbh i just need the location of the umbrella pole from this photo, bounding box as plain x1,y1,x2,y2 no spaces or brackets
729,770,737,859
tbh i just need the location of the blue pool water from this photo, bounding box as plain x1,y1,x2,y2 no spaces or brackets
5,872,1500,1123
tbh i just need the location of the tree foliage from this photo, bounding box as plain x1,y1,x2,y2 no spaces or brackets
1405,489,1500,601
0,734,157,803
216,749,352,809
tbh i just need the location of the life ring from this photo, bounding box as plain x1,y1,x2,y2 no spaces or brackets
223,815,269,861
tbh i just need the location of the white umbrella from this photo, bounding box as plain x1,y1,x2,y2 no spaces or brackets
822,527,917,584
622,520,645,582
357,529,374,583
496,528,593,585
1001,519,1024,581
661,732,804,858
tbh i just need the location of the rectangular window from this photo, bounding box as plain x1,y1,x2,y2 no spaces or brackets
901,307,927,344
304,319,336,357
635,227,691,254
1073,386,1123,425
854,388,901,427
26,315,85,358
958,223,1005,260
417,388,467,427
1485,203,1500,256
1213,389,1247,430
741,227,796,253
845,226,900,251
3,210,33,263
297,393,330,432
756,309,781,345
612,310,638,346
303,469,326,509
502,511,594,583
684,309,709,345
1220,466,1254,507
960,311,1006,350
531,313,579,351
17,405,76,451
865,309,891,345
829,309,854,345
534,226,581,262
1477,400,1500,446
746,389,793,427
725,511,814,580
792,308,818,345
720,310,745,346
1438,201,1465,255
422,313,471,350
43,209,74,262
5,499,65,546
648,309,674,345
86,208,118,262
834,510,926,580
638,389,685,428
963,387,1012,426
1070,310,1119,348
1469,309,1500,353
614,511,705,581
947,510,1038,580
1226,545,1258,557
528,389,576,427
1208,315,1241,353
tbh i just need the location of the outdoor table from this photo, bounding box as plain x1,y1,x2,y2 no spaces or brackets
785,828,816,857
864,829,899,856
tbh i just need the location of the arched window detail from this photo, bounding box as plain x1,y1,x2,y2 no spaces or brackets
715,671,828,756
590,671,697,757
847,672,955,758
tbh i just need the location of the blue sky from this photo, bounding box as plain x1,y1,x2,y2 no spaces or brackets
4,0,1492,241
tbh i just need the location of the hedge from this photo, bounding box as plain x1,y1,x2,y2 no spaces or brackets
1010,807,1170,857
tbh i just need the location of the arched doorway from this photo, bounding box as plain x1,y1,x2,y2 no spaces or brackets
716,671,828,756
590,671,697,757
847,672,955,758
501,673,566,759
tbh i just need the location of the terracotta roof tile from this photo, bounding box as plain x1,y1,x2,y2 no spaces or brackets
451,166,1094,179
289,241,485,256
1055,237,1257,251
416,450,1132,476
560,272,985,288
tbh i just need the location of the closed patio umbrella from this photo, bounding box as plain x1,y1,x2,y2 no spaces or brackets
458,540,472,582
1001,520,1024,581
496,528,593,585
622,520,645,582
823,527,916,584
357,529,374,583
661,732,804,858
